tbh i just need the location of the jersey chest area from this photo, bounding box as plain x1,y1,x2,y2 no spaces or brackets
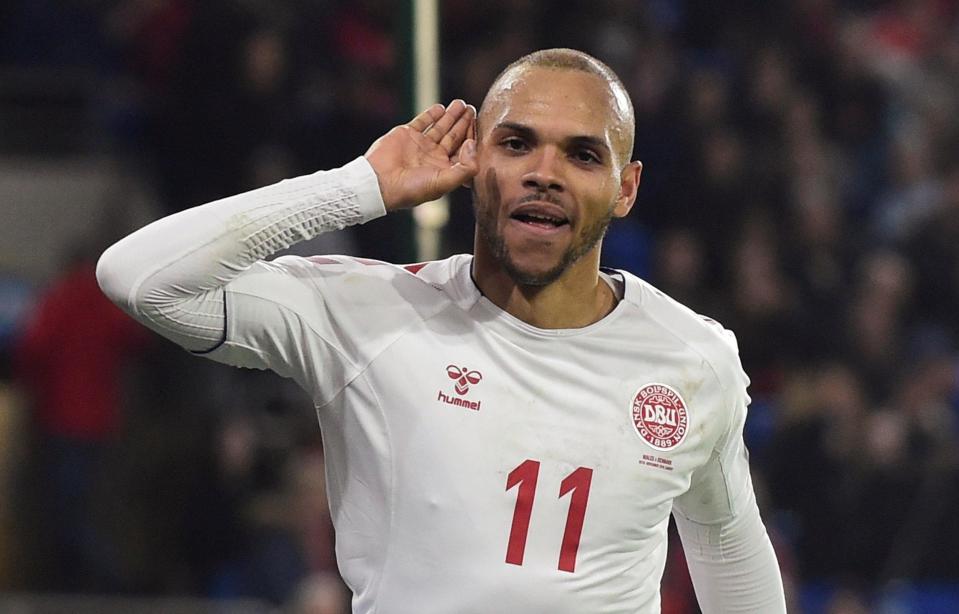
371,316,717,464
346,316,722,574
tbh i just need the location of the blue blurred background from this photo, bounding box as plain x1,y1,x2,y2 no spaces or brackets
2,1,959,612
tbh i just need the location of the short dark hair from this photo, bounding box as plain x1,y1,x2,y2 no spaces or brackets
494,48,627,94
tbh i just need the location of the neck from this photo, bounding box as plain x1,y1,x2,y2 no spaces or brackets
471,248,617,329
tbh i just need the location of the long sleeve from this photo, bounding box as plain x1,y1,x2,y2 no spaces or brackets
96,157,386,353
672,331,787,613
673,477,786,613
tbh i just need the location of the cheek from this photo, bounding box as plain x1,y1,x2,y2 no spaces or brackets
484,168,502,208
597,175,624,209
475,168,503,223
572,175,618,217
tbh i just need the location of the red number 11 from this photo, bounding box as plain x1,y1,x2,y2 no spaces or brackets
505,460,594,573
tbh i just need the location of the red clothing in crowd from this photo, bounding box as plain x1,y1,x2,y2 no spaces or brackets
16,261,149,439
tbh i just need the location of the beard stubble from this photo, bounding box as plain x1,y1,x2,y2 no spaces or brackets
473,168,614,286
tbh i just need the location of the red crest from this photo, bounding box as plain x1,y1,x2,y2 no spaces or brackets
631,384,689,450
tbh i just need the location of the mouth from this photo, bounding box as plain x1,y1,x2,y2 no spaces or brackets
509,202,570,231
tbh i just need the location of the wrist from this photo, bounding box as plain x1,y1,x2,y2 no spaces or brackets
349,157,389,220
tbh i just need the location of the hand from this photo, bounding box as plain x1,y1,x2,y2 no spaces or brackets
364,100,477,211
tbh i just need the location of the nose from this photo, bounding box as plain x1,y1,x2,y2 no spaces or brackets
522,146,565,193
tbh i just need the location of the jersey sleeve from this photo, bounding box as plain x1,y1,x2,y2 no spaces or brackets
204,255,446,404
672,329,787,613
96,157,391,402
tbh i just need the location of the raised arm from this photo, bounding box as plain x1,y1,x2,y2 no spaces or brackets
96,101,477,353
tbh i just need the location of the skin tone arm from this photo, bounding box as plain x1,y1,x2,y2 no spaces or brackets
365,100,478,211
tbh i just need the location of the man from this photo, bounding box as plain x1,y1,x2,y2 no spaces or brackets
17,246,150,591
98,48,786,613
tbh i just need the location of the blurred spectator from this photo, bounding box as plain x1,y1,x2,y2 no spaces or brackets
767,363,870,581
14,244,150,592
783,181,853,361
152,1,296,212
719,216,802,395
843,250,913,401
873,124,942,244
648,228,715,317
907,157,959,340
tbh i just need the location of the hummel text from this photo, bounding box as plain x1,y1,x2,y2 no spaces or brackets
437,390,481,411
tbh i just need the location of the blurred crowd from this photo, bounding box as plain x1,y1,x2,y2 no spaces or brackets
1,1,959,613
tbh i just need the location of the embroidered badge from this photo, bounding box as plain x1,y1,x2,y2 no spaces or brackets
631,383,689,451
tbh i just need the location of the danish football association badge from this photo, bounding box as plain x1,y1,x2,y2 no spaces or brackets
631,384,689,450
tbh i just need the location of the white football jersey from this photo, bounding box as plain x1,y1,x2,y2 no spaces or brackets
203,253,758,614
97,157,785,613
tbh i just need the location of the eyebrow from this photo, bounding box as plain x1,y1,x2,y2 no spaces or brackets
494,121,612,158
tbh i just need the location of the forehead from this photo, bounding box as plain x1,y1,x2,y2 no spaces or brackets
482,66,630,157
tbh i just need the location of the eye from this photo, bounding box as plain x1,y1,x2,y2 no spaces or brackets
573,149,601,165
501,137,529,153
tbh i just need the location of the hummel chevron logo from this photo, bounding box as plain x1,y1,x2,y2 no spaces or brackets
437,365,484,411
446,365,483,395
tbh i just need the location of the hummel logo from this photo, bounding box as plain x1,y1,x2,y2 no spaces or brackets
446,365,482,395
437,365,484,411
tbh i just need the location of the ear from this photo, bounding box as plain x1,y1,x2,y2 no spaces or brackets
612,161,642,218
462,118,480,189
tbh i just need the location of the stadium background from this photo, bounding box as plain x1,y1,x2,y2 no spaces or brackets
2,1,959,612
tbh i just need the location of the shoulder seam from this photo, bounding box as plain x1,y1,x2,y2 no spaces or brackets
225,288,361,403
313,300,457,411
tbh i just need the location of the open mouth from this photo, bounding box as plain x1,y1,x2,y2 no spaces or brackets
510,212,570,229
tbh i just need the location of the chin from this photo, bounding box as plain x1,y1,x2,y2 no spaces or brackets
502,256,570,287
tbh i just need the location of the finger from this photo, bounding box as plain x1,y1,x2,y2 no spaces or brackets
407,104,445,131
439,104,475,154
466,105,476,142
423,99,467,143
